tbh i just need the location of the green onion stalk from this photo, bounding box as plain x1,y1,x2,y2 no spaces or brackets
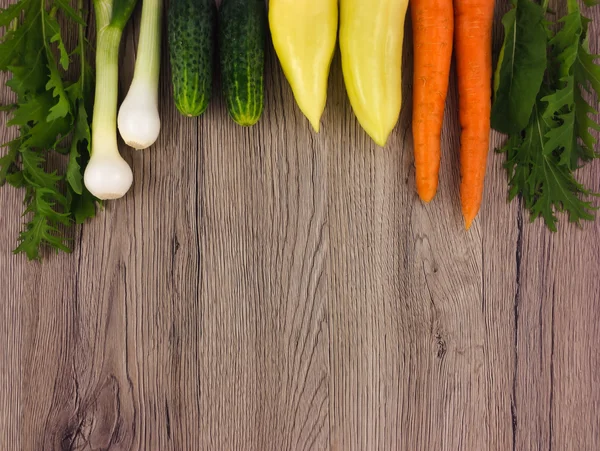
118,0,163,150
84,0,139,200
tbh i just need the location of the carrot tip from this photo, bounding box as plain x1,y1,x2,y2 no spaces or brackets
418,192,435,204
464,215,474,231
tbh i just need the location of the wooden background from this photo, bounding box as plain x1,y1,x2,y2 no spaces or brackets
2,0,599,449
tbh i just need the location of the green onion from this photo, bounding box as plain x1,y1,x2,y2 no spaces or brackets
118,0,163,150
84,0,139,200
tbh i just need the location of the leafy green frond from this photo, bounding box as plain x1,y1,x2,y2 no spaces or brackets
493,0,600,230
0,0,96,259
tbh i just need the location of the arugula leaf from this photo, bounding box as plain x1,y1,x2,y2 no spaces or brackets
5,170,25,188
491,0,548,134
0,139,20,186
15,188,72,260
43,9,72,121
14,148,72,260
545,5,600,166
0,3,39,72
66,99,91,195
68,185,97,224
54,0,86,25
0,0,96,260
574,87,600,161
8,92,50,127
502,102,596,231
65,12,96,222
0,2,25,28
576,45,600,96
494,0,600,231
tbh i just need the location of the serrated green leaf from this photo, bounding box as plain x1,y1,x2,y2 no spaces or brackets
7,92,48,127
576,48,600,95
45,61,72,121
543,110,575,163
551,11,581,51
0,24,27,69
491,0,547,134
0,103,17,112
66,146,82,194
32,187,70,224
5,171,25,187
25,114,72,149
502,102,597,231
540,7,600,170
66,100,91,195
42,9,72,121
20,147,62,189
44,8,70,71
541,84,572,119
0,2,26,28
13,151,72,260
68,185,97,224
16,90,72,148
0,6,41,71
0,0,94,259
574,87,600,160
51,31,70,72
6,58,47,96
55,0,86,25
9,89,71,150
14,190,72,260
0,139,20,186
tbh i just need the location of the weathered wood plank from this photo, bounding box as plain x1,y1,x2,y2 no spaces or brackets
479,1,520,449
513,4,600,451
194,32,330,450
0,72,22,451
325,4,515,449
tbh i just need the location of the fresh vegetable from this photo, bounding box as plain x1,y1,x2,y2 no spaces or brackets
0,0,96,260
490,0,547,135
412,0,454,202
84,0,139,200
492,0,600,231
118,0,164,149
269,0,338,132
340,0,409,147
219,0,267,126
454,0,495,229
168,0,217,117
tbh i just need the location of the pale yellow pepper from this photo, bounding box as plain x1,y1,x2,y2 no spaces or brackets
269,0,338,132
340,0,409,146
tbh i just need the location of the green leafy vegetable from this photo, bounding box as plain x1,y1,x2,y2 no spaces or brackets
492,0,600,231
0,0,96,260
491,0,548,134
501,101,596,231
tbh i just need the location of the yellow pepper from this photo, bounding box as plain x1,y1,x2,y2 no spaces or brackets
269,0,338,132
340,0,409,146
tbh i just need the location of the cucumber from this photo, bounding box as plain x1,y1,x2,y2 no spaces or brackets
218,0,267,126
168,0,217,117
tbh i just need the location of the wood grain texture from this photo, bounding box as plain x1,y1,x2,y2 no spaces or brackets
0,76,21,451
1,0,599,450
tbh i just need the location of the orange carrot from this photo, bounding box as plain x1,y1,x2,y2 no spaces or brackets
412,0,454,203
454,0,495,229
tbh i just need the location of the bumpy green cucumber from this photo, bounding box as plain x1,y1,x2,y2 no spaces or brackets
168,0,217,116
218,0,266,125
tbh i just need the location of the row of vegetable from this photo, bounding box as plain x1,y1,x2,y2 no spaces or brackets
0,0,599,260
